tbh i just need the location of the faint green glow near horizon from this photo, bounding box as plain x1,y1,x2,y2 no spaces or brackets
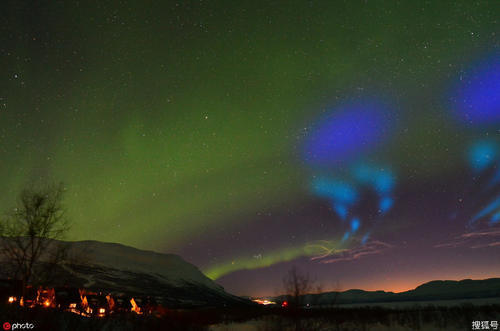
204,240,346,280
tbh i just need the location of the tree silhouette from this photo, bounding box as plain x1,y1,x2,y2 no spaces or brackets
0,182,70,288
282,265,314,309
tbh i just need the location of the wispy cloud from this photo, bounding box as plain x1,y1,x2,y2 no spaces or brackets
470,241,500,249
311,240,393,264
435,227,500,249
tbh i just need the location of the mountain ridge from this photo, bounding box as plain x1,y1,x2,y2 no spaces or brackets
274,278,500,305
0,238,252,308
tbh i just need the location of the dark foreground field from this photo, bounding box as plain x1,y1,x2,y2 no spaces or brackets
1,303,499,330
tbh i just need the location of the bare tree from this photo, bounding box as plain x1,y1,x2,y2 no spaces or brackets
282,265,314,308
0,183,70,288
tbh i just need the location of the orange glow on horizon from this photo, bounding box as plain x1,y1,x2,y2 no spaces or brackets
317,271,500,294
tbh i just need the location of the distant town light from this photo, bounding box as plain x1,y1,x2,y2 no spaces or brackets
252,299,276,305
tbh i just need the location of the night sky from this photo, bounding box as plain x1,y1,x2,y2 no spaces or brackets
2,1,500,297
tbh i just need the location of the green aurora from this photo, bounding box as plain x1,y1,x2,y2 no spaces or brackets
1,1,498,287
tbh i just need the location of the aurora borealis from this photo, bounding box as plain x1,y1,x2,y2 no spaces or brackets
2,1,500,297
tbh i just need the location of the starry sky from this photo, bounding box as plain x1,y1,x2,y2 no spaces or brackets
1,1,500,297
